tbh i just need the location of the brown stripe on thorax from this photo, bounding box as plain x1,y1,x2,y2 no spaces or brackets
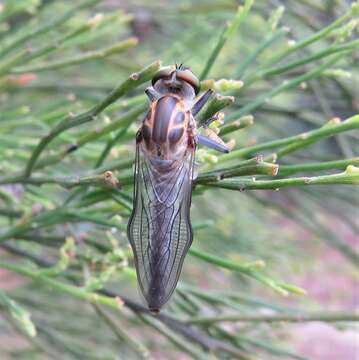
152,96,178,144
167,102,188,148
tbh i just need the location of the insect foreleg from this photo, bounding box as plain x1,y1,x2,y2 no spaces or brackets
145,87,161,102
191,89,213,116
199,113,221,128
197,134,229,153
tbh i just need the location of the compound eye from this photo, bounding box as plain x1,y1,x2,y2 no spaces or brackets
152,67,174,86
176,69,200,95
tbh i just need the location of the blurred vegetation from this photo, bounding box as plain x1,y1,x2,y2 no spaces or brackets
0,0,358,359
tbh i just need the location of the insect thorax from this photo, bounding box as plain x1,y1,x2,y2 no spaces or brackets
140,95,196,159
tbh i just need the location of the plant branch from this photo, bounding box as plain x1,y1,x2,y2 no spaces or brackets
0,172,120,189
93,304,150,358
23,60,161,177
199,0,254,80
189,247,305,296
226,52,354,123
0,261,124,310
197,94,235,126
278,157,359,176
255,38,359,80
236,27,289,79
196,159,278,183
0,244,253,360
219,115,254,135
265,1,359,67
205,165,359,190
187,312,359,325
218,114,359,163
0,0,101,58
12,38,139,73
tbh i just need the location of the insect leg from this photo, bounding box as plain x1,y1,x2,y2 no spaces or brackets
145,87,161,102
199,113,220,128
196,134,230,153
191,89,213,116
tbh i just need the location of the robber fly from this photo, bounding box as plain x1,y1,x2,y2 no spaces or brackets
127,64,229,313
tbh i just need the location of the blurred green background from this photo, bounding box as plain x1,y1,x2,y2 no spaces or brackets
0,0,358,359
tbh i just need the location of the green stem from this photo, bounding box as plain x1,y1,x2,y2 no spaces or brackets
0,49,29,76
199,0,254,80
226,52,352,123
278,157,359,176
0,208,23,218
187,312,359,325
218,114,359,163
0,172,120,189
138,315,209,360
236,335,310,360
251,38,359,82
197,94,235,126
19,107,141,177
12,38,138,73
17,11,130,67
236,335,309,360
0,157,134,186
0,0,101,58
0,206,126,243
219,115,254,136
236,27,289,79
205,165,359,190
95,127,129,168
196,160,278,183
77,104,146,146
189,247,305,296
93,304,150,358
265,2,359,67
23,60,160,177
0,261,123,310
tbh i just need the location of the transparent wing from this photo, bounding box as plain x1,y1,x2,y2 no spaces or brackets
127,142,194,311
